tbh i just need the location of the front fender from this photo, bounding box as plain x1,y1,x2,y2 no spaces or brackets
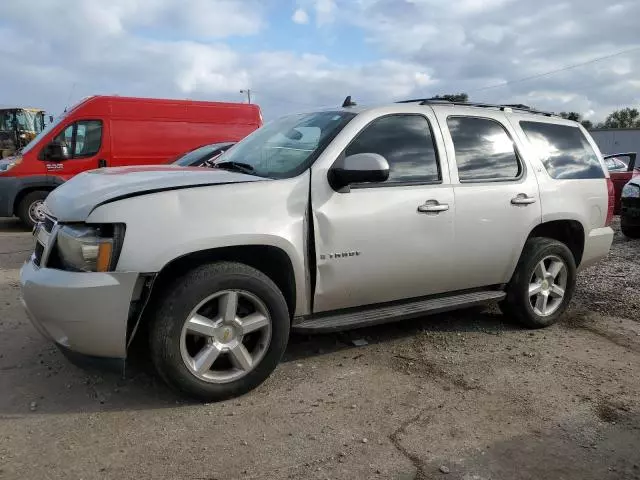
86,174,311,315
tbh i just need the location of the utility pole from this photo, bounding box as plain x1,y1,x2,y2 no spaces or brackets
240,89,251,104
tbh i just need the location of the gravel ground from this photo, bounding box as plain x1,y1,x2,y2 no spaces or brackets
0,217,639,480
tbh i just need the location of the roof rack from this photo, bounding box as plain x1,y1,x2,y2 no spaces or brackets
396,98,556,117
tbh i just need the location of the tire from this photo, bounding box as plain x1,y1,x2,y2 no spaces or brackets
501,237,576,329
620,220,640,239
149,261,290,402
17,190,49,229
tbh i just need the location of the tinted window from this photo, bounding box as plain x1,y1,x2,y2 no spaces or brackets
520,121,604,179
345,115,440,184
447,116,520,181
74,120,102,157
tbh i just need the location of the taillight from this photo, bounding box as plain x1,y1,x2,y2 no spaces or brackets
605,177,615,227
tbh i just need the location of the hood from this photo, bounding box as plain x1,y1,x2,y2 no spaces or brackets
46,165,266,221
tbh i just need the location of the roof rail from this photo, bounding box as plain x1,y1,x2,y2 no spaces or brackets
396,98,556,117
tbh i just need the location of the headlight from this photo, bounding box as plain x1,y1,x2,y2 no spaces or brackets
622,183,640,199
55,224,125,272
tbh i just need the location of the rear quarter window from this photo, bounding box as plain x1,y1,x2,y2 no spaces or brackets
519,121,604,179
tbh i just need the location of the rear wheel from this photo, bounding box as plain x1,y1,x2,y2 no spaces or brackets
17,190,49,228
621,220,640,239
149,262,290,401
501,238,576,328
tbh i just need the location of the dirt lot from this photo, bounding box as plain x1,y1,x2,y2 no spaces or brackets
1,217,639,480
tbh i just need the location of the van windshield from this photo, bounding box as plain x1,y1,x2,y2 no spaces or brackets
214,111,355,179
20,112,68,155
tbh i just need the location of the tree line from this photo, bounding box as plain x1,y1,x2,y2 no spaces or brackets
432,93,640,130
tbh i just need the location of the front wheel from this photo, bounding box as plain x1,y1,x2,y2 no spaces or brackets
501,238,576,329
17,190,49,228
149,262,290,401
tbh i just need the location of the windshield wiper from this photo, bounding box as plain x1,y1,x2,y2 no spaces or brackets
213,160,256,175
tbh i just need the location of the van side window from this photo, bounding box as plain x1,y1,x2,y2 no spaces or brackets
447,116,521,182
51,120,102,159
345,114,441,185
519,121,604,179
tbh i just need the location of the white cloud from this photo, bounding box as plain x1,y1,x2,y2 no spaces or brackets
1,0,639,123
292,8,310,25
314,0,337,26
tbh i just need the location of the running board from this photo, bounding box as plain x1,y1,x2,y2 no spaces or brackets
292,290,506,334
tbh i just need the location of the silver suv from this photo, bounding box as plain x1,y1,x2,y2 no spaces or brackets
20,99,615,401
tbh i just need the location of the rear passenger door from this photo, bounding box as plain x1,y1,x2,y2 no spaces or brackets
311,112,456,313
435,112,542,290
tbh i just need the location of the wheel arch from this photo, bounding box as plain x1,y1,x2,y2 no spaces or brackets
526,219,585,267
129,244,299,350
12,176,64,215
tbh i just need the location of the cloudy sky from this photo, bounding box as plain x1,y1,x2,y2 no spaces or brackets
1,0,639,122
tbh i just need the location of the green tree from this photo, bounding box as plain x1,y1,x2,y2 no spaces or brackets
432,93,469,102
559,111,581,121
603,108,640,128
580,119,594,129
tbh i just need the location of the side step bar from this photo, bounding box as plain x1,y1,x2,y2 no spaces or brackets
292,290,506,334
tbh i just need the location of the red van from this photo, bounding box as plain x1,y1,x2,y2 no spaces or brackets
0,95,262,227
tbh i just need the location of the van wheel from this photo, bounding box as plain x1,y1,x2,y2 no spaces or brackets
17,190,49,228
500,238,576,329
149,262,290,402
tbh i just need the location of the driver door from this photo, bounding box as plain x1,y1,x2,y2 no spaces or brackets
41,120,108,180
310,112,456,313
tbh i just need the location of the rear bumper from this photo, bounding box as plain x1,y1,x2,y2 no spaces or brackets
20,260,140,359
0,175,19,217
579,226,614,271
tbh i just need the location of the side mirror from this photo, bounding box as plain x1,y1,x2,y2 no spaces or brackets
49,115,54,124
45,141,70,161
328,152,390,191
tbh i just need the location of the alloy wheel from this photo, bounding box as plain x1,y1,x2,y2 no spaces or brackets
528,255,568,317
179,290,272,383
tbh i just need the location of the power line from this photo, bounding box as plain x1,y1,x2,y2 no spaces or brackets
469,46,640,93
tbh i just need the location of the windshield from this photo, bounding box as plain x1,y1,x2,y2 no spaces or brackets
215,111,355,179
173,143,228,166
20,112,68,155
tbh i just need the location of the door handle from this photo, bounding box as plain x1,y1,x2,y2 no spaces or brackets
417,200,449,214
98,159,107,168
511,194,537,205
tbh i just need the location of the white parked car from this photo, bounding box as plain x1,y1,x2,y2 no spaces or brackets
21,98,614,401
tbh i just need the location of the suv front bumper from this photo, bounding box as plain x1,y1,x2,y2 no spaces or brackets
20,260,140,359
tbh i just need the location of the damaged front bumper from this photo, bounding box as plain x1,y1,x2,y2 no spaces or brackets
20,259,141,360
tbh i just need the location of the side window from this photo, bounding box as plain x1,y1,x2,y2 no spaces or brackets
447,116,521,182
50,120,102,159
345,114,440,185
73,120,102,157
519,121,604,179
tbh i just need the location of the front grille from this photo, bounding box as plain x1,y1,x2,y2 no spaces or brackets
33,242,44,267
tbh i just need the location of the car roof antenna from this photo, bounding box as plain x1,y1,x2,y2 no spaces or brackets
342,95,357,108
